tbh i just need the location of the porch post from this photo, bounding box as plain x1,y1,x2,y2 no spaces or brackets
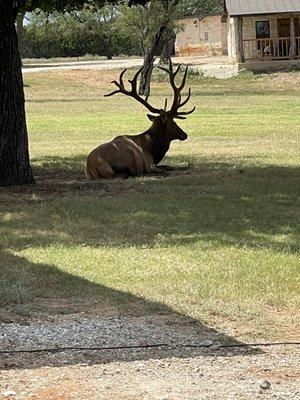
236,16,244,63
289,16,296,59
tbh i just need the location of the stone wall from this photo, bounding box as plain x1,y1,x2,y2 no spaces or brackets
175,15,228,57
241,14,283,45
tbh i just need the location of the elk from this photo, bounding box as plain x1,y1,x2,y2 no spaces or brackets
85,61,195,180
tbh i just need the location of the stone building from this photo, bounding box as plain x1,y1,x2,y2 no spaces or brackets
175,15,228,57
224,0,300,71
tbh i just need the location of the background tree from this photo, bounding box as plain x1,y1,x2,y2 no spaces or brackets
116,2,162,57
137,0,181,96
160,25,176,63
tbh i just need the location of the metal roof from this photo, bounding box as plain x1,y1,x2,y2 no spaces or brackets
225,0,300,16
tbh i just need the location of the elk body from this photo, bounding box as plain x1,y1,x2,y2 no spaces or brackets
85,62,195,180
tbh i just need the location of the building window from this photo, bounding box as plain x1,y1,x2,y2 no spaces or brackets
256,21,270,51
256,21,270,39
204,32,209,41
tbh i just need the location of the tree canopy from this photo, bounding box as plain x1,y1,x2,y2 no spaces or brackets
178,0,223,17
23,6,142,59
16,0,224,15
22,0,147,13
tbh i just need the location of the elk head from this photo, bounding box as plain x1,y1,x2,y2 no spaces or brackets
105,60,195,142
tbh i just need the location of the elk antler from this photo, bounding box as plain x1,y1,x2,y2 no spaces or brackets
105,67,161,115
157,60,195,119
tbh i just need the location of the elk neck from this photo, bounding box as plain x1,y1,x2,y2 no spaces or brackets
139,124,171,165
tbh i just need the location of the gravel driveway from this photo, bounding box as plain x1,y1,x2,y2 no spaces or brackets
22,55,239,79
1,315,299,399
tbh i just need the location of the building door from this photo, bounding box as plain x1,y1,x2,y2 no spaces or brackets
278,18,290,37
278,17,300,35
277,18,290,57
278,17,300,57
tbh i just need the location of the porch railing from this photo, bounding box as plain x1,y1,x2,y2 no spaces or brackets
243,37,300,61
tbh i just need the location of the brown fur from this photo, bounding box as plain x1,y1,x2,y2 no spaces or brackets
85,116,187,180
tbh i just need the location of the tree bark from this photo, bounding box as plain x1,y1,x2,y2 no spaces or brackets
160,26,176,64
138,24,167,97
16,11,25,58
0,2,34,186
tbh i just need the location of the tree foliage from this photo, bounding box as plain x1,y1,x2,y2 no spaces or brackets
23,1,193,60
177,0,223,17
116,2,166,56
23,1,103,13
22,0,146,13
23,7,141,59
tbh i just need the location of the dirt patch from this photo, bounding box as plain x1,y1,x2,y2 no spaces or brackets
1,296,163,325
0,170,103,203
254,71,300,92
249,367,300,382
196,63,239,79
0,165,192,202
59,69,123,88
25,388,73,400
0,343,299,400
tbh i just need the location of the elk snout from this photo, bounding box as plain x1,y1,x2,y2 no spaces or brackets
178,131,188,141
176,127,188,141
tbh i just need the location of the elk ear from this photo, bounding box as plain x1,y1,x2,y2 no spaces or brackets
147,114,157,122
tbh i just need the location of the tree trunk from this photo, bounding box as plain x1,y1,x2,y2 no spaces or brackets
16,11,25,58
138,24,167,97
104,34,114,60
0,2,34,186
160,26,176,64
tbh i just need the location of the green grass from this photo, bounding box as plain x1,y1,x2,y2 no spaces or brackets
1,68,299,340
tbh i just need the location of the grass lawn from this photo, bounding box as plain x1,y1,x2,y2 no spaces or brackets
0,67,299,341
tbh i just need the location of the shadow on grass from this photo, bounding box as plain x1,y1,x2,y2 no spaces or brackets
1,153,298,254
0,249,259,370
32,154,86,176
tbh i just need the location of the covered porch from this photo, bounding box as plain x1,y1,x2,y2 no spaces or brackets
224,0,300,71
239,15,300,62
